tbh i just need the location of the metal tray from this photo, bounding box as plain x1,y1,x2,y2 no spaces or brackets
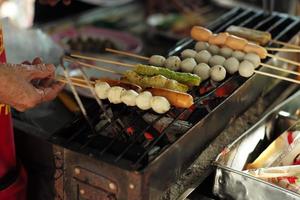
213,90,300,200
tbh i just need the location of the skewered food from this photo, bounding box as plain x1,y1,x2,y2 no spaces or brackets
191,26,212,42
181,49,197,59
220,47,233,58
149,55,166,67
208,55,226,67
97,78,142,92
95,82,111,99
195,41,209,51
134,64,201,86
151,96,170,114
208,44,220,54
136,91,153,110
193,63,210,80
238,60,255,78
180,58,197,73
224,57,239,74
210,65,226,82
107,86,126,104
194,50,212,63
232,50,245,61
146,88,193,108
244,43,268,59
123,71,189,92
121,89,139,106
226,25,271,45
244,53,261,68
225,35,248,51
208,32,229,45
165,56,181,71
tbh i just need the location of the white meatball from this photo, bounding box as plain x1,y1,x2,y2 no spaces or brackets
151,96,170,114
208,55,226,67
193,63,210,81
208,44,220,54
136,91,153,110
238,60,255,78
121,90,139,106
232,50,245,61
180,58,197,73
224,57,240,74
210,65,226,82
95,82,111,100
149,55,166,67
181,49,197,59
195,41,209,51
220,47,233,58
244,53,261,68
107,86,126,104
194,50,212,64
165,56,181,71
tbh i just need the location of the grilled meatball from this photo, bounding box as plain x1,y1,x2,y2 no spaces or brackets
195,41,209,51
165,56,181,71
208,55,226,67
224,57,239,74
151,96,171,114
232,50,245,61
136,91,153,110
121,89,139,106
181,49,197,59
180,58,197,73
239,60,255,78
210,65,226,82
149,55,166,67
220,47,233,58
195,50,212,64
107,86,126,104
208,44,220,54
193,63,210,80
244,53,261,68
95,82,111,99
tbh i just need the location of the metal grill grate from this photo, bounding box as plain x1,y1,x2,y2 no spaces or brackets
51,7,300,171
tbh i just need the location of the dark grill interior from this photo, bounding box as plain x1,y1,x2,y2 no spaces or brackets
48,7,300,172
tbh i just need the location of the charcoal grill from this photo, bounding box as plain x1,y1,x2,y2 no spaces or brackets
13,7,300,200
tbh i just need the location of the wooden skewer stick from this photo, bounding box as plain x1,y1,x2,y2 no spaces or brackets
270,40,300,50
265,47,300,53
64,56,124,75
267,54,300,67
57,75,96,85
57,78,90,89
105,48,150,60
254,70,300,84
70,54,135,68
260,63,300,76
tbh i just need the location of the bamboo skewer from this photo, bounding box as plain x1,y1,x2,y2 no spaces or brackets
70,54,135,68
270,40,300,50
267,54,300,67
265,47,300,53
57,78,90,89
105,48,150,60
254,70,300,84
64,56,124,75
260,63,300,76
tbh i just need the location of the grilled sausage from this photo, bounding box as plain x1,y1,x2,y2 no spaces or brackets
208,32,229,45
225,35,248,51
191,26,213,42
244,43,268,59
146,88,194,108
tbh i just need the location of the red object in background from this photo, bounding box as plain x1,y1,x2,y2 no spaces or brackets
0,25,27,199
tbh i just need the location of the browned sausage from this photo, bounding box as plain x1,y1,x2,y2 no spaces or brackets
191,26,213,42
208,32,229,45
225,35,248,50
244,43,268,59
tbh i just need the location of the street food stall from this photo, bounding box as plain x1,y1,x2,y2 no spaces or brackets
2,0,300,199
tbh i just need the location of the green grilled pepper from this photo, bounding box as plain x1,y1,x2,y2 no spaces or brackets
134,64,201,86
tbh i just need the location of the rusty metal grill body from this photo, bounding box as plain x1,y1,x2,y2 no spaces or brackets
18,7,300,200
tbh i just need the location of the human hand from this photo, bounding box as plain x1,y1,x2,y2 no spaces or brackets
39,0,71,6
0,58,64,112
